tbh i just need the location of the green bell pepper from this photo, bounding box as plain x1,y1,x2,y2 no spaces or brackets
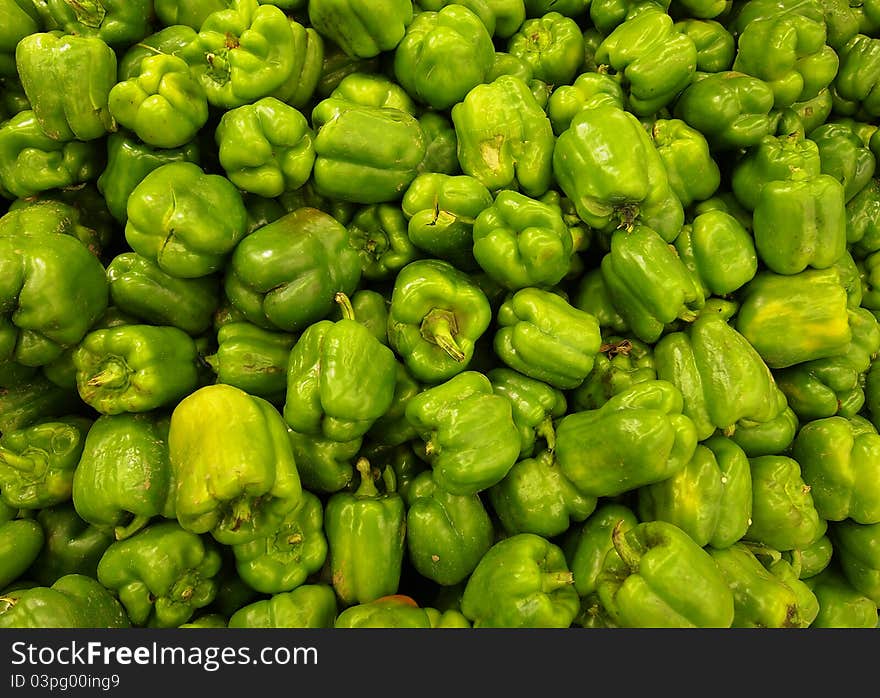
597,519,735,628
405,469,494,585
215,96,315,198
0,517,43,589
287,430,361,494
366,363,422,447
169,383,303,545
810,121,877,202
555,380,698,498
153,0,231,29
116,23,198,80
650,118,721,208
0,197,104,259
589,0,671,35
729,393,800,458
325,70,418,115
507,11,583,86
416,111,460,176
0,573,130,628
335,594,432,628
228,584,337,628
96,521,222,628
0,0,40,57
546,71,626,137
224,208,362,333
493,287,601,390
232,490,327,595
0,374,82,436
832,33,880,119
34,0,154,47
461,532,579,628
71,413,175,541
308,0,413,59
831,519,880,605
324,458,406,607
674,18,735,72
405,370,521,495
346,204,419,281
807,566,879,628
271,20,324,111
569,336,656,411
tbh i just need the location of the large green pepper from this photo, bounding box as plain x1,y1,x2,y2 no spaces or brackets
169,383,303,546
232,490,327,594
461,533,579,628
28,504,113,587
125,162,248,279
228,584,337,628
405,370,520,495
394,5,495,110
487,367,566,457
283,293,397,442
73,324,200,415
324,458,406,607
506,11,583,86
15,31,116,141
96,133,200,225
387,259,491,384
215,97,315,199
405,469,494,585
597,520,735,628
71,413,175,541
224,208,361,334
638,437,752,549
0,517,43,589
96,521,222,628
807,566,880,628
0,416,91,510
493,287,601,390
555,380,698,498
831,519,880,605
569,336,656,411
0,574,130,628
308,0,413,59
346,204,419,281
792,415,880,524
451,74,555,197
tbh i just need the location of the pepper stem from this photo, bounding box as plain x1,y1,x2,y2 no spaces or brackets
611,519,640,573
0,448,34,473
537,417,556,453
335,292,356,322
420,309,466,362
86,359,129,389
354,457,379,498
114,514,150,541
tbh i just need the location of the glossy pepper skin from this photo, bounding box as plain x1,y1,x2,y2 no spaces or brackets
807,566,879,628
108,54,208,150
225,208,361,334
793,416,880,524
270,20,324,111
0,374,82,436
653,306,782,441
650,118,721,208
365,363,421,447
335,594,432,628
73,324,200,415
673,71,779,151
228,584,338,628
494,288,601,390
106,253,220,338
472,190,574,291
232,490,327,595
125,162,248,280
405,469,494,585
0,574,130,629
451,75,555,198
507,11,583,86
0,110,104,199
387,259,491,384
638,437,752,549
308,0,413,59
394,5,495,111
810,121,877,203
405,370,520,496
546,71,625,138
284,293,397,442
169,384,303,546
488,367,566,457
15,31,116,141
71,413,175,541
600,225,703,344
0,416,91,510
0,517,43,589
729,391,800,458
97,133,200,225
216,97,315,199
674,17,735,72
555,380,698,498
1,197,106,260
287,431,361,498
33,0,154,47
597,520,735,628
831,520,880,605
346,204,419,281
595,4,698,116
570,336,656,411
461,533,579,628
324,458,406,607
553,106,684,242
401,173,492,270
832,34,880,119
97,521,222,628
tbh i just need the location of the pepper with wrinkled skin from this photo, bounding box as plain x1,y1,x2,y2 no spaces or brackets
507,11,583,87
28,504,113,586
555,380,698,498
553,106,684,242
650,118,721,208
283,292,397,443
225,208,361,334
493,287,601,390
232,490,327,595
638,437,752,549
346,204,419,281
570,336,656,412
325,71,418,115
228,584,338,629
0,198,103,259
783,535,834,580
0,517,43,589
831,519,880,605
0,574,130,629
451,74,555,198
324,458,406,607
461,533,579,628
405,370,520,495
73,325,200,416
597,519,735,628
15,31,116,142
169,383,303,546
287,430,361,494
405,469,494,586
807,566,880,628
387,259,491,384
488,367,566,458
71,413,175,541
96,521,222,628
215,97,315,199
